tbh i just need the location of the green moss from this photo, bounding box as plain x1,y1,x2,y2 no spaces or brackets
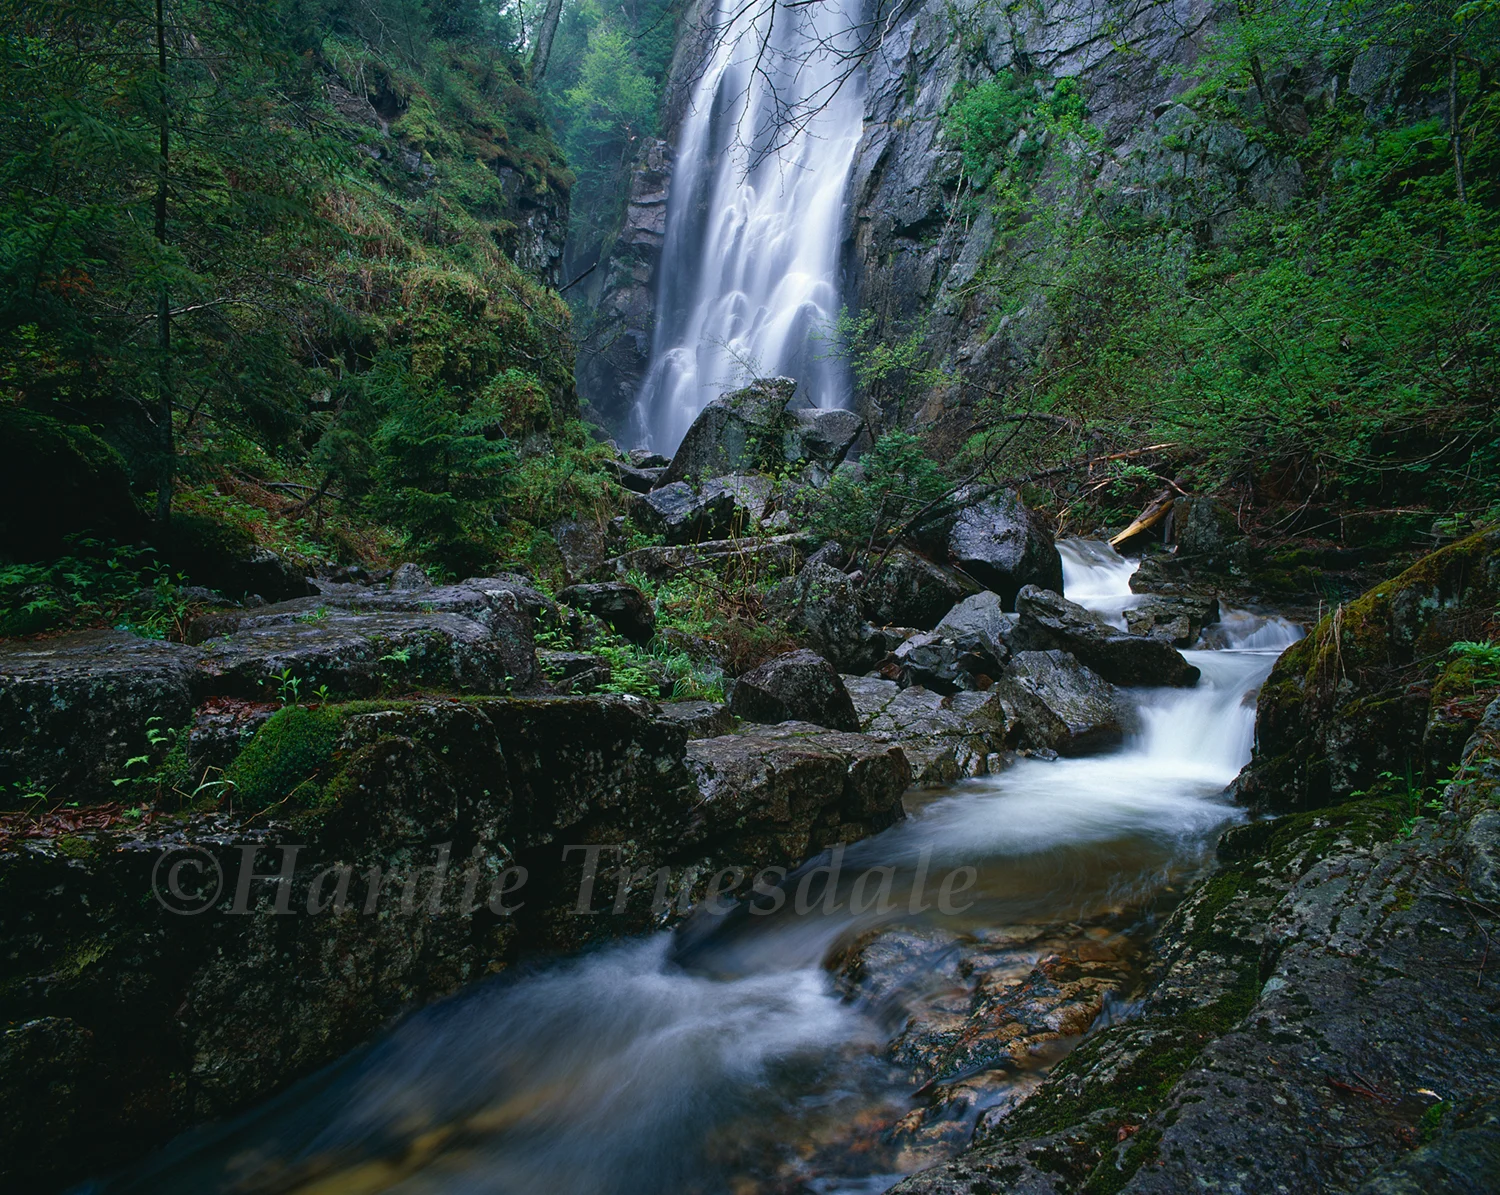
54,835,94,860
225,705,347,810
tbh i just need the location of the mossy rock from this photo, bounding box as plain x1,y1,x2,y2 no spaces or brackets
225,705,347,810
0,408,145,562
154,512,313,601
1240,529,1500,812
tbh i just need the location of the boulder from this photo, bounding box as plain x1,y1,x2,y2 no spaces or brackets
784,408,869,468
0,631,202,800
944,490,1063,609
1014,585,1200,687
764,562,876,672
632,481,738,544
602,458,663,493
537,650,611,694
891,619,1007,694
992,650,1126,755
158,512,315,602
653,699,734,739
683,722,909,868
628,448,670,468
933,591,1017,671
1122,592,1220,646
551,518,609,582
702,472,776,525
860,548,976,630
848,676,1014,783
389,562,432,591
659,377,798,486
557,582,656,645
728,649,861,732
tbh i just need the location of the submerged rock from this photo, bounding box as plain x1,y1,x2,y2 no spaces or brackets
729,648,861,732
1015,585,1200,688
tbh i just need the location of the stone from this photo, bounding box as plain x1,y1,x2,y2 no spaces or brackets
682,721,910,868
784,407,869,467
1122,592,1220,645
389,562,432,591
654,699,734,739
892,626,1004,694
1239,530,1500,813
557,581,656,645
992,650,1126,755
764,562,876,672
601,458,662,493
933,591,1016,670
860,547,976,630
536,650,611,694
702,472,776,524
945,490,1063,609
658,377,798,486
551,518,608,582
628,448,670,468
1015,585,1200,687
632,481,738,544
728,649,861,732
850,677,1014,783
0,631,202,801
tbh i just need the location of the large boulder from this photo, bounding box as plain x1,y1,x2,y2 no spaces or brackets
891,629,1003,694
0,632,202,800
784,408,869,469
1015,585,1200,687
945,491,1063,608
632,481,738,544
933,591,1017,671
1123,592,1220,645
728,649,861,731
557,582,656,644
659,377,799,486
1239,529,1500,813
860,547,976,630
993,650,1126,755
764,562,876,672
683,722,910,869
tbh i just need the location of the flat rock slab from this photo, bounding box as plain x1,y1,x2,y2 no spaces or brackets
654,699,734,738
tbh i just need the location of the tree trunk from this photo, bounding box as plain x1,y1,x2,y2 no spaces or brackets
1450,52,1467,204
531,0,565,81
154,0,173,527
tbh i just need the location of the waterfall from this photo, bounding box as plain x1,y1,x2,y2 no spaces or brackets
632,0,866,452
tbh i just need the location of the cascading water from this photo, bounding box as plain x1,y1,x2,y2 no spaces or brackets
632,0,866,452
86,542,1303,1195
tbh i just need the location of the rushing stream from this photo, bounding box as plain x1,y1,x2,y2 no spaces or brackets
86,544,1301,1195
631,0,866,451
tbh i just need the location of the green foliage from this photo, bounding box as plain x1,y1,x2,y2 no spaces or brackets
807,431,952,551
0,538,200,638
225,704,345,810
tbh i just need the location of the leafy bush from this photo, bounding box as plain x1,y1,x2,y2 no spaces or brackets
807,431,952,551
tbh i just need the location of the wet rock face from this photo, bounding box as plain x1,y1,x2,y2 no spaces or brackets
766,563,879,673
862,548,978,631
683,721,910,869
659,377,801,485
886,705,1500,1195
993,650,1125,756
934,591,1017,671
846,676,1012,783
1122,593,1219,645
1240,529,1500,814
729,648,862,732
557,581,656,644
945,492,1064,609
633,481,740,544
1015,585,1200,687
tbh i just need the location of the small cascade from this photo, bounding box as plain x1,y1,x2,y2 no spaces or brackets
1057,539,1142,629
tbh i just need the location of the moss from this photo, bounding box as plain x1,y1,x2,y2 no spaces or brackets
54,836,94,860
225,705,347,810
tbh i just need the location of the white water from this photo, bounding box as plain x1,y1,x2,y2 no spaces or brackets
632,0,866,451
92,542,1303,1195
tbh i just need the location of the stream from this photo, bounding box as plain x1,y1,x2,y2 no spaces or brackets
85,543,1301,1195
